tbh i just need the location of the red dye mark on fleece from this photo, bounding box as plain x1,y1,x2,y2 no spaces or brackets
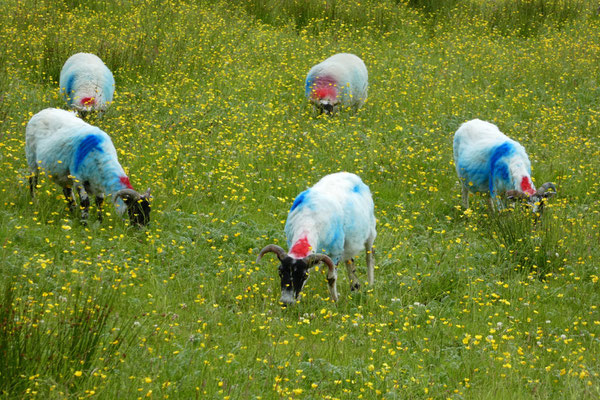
290,236,311,258
314,86,337,101
81,97,95,106
520,177,535,195
120,176,134,189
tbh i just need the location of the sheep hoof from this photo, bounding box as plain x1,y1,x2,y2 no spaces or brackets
351,282,361,291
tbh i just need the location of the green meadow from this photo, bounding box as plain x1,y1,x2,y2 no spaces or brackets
1,0,599,398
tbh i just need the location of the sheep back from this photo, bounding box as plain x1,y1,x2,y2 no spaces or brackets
305,53,368,108
59,53,115,112
454,119,532,196
285,172,376,264
26,108,126,195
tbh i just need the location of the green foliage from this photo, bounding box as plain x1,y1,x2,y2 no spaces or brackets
480,202,565,276
232,0,420,33
405,0,460,14
480,0,589,36
0,281,136,396
0,0,599,398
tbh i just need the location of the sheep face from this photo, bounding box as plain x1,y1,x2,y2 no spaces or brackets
309,82,338,115
507,182,557,213
125,197,151,226
318,100,336,115
118,188,152,226
278,257,310,305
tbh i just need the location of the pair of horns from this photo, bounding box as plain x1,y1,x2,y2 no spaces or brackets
256,245,335,273
115,188,151,202
506,182,557,200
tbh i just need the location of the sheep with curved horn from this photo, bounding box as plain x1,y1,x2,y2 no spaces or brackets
453,119,556,211
26,108,151,226
257,172,376,305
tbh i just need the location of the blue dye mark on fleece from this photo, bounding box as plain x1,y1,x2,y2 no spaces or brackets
304,76,314,97
74,133,104,174
353,183,364,193
290,189,309,212
488,142,514,196
65,74,76,101
457,161,488,191
328,222,343,247
323,221,344,263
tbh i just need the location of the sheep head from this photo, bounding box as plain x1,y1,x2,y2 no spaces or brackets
257,245,335,305
115,188,151,226
318,100,336,115
506,182,557,212
311,84,338,115
529,182,557,213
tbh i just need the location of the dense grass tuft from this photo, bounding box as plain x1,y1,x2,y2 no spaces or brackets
0,281,137,396
480,202,565,276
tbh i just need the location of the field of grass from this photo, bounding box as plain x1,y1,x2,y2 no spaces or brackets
1,0,600,398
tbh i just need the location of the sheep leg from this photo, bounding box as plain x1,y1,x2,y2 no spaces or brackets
29,172,38,197
95,194,104,222
327,267,338,302
366,243,375,286
345,259,361,291
62,187,76,212
488,195,504,212
77,186,90,221
461,185,469,209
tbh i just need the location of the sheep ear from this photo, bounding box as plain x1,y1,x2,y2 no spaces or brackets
142,188,151,199
537,182,557,198
115,188,141,204
303,254,335,272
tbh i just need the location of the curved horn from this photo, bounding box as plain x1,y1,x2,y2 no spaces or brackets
256,245,287,263
303,254,335,273
115,188,141,202
536,182,557,197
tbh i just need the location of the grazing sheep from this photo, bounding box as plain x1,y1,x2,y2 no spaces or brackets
257,172,376,305
26,108,150,226
453,119,556,210
59,53,115,118
305,53,368,115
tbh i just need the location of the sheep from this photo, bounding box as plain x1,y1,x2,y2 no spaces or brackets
305,53,368,115
257,172,376,305
26,108,151,226
59,53,115,118
453,119,556,211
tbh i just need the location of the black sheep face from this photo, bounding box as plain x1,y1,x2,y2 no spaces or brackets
318,100,337,115
278,257,310,305
124,196,151,226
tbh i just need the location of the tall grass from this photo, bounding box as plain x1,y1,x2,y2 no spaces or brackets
480,202,565,277
480,0,590,36
239,0,595,36
232,0,420,33
0,281,137,396
1,0,599,398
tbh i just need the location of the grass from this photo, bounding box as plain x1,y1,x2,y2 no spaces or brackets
1,0,600,398
0,280,136,396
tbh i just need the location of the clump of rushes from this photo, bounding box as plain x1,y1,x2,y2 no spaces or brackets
481,202,564,277
0,281,137,396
